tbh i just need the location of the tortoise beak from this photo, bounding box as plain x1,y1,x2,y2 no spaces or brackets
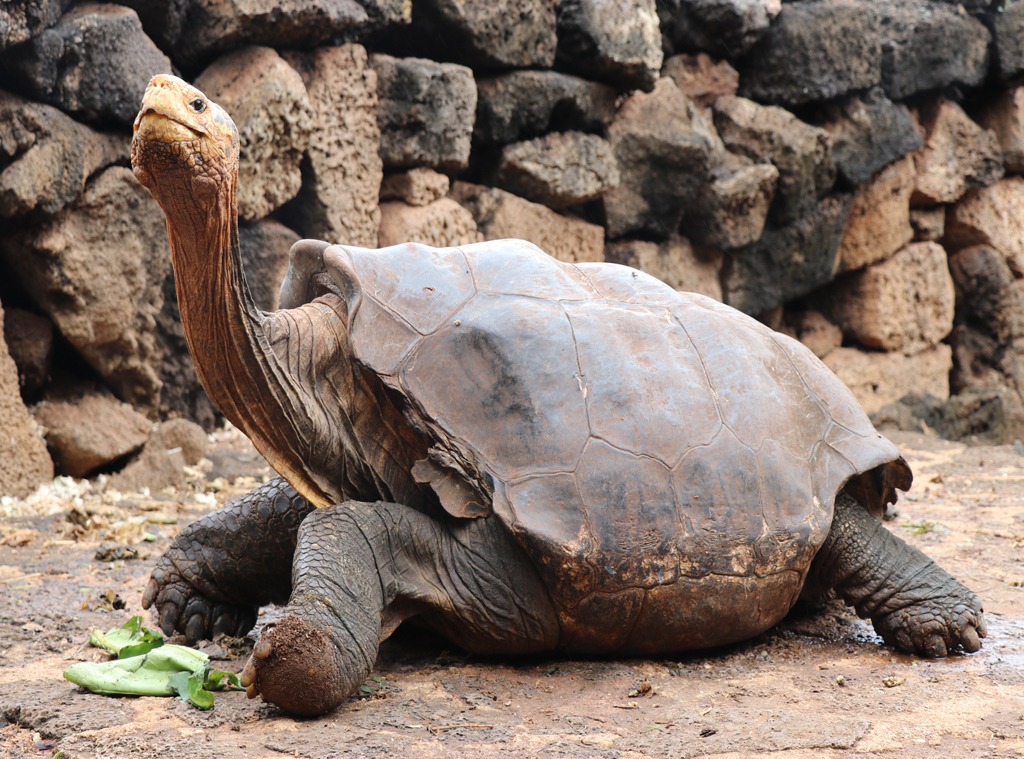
134,76,205,142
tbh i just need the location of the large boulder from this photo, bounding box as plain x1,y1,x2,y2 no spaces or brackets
723,194,852,316
0,0,71,50
453,181,604,264
377,199,482,248
117,0,394,70
495,131,619,208
685,152,778,250
823,242,955,355
2,308,53,401
0,304,53,497
662,53,739,107
1,3,172,126
992,0,1024,80
371,54,476,171
555,0,663,91
474,71,616,145
877,1,990,100
0,90,125,219
239,220,301,312
603,79,715,239
912,99,1003,206
0,167,169,411
713,95,834,225
946,177,1024,278
400,0,556,69
979,86,1024,175
738,0,882,106
660,0,778,59
195,47,313,221
817,89,923,187
835,155,915,273
282,44,382,247
380,168,451,207
824,344,952,415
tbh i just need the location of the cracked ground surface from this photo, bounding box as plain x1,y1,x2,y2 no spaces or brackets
0,429,1022,758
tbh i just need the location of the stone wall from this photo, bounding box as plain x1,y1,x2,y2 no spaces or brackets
2,0,1024,494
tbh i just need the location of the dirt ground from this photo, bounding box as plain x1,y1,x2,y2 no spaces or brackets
0,427,1022,759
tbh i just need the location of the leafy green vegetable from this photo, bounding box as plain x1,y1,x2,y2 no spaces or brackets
64,617,241,709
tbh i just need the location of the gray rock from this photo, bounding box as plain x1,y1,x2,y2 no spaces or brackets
371,54,476,171
405,0,556,69
496,131,619,208
603,79,716,239
555,0,663,91
33,388,151,478
686,152,778,250
1,4,172,126
107,417,208,493
738,0,882,106
713,94,834,225
0,167,170,411
118,0,387,69
0,303,53,497
878,1,990,101
195,47,314,221
723,194,852,316
239,220,301,312
818,89,923,187
0,0,71,50
282,44,382,247
0,90,125,219
991,0,1024,80
661,0,777,59
474,70,616,145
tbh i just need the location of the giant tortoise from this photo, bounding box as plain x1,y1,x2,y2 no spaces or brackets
130,75,985,716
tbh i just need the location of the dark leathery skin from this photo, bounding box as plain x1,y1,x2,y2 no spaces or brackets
810,490,986,657
142,476,317,643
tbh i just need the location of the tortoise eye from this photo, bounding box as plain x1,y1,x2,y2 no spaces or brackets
189,98,206,113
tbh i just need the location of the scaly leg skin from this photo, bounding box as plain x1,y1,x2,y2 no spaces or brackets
811,490,986,657
239,501,559,716
142,476,317,643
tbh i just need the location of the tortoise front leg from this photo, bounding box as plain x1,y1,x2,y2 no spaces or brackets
810,490,986,657
142,476,317,642
239,501,559,716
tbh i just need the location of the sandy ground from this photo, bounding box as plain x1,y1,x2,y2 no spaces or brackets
0,428,1022,759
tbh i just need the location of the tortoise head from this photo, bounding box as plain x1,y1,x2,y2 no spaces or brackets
131,74,239,208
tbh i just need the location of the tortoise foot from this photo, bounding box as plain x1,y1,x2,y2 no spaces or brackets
240,615,354,716
872,589,987,658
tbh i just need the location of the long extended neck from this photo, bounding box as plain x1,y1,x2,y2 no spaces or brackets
164,177,324,503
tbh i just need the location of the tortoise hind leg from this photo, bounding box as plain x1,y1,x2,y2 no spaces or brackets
142,475,316,642
809,490,986,657
239,501,559,716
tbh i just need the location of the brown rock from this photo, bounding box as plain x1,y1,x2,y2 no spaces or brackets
979,86,1024,174
196,47,313,221
604,79,715,238
33,389,151,478
823,344,952,415
836,155,915,273
946,177,1024,272
107,417,208,494
662,53,739,107
239,220,301,312
713,94,834,224
0,304,53,497
453,182,604,264
282,44,381,247
605,237,722,300
372,54,477,171
2,308,53,400
824,242,954,355
380,168,450,207
910,206,945,242
0,91,125,219
788,310,842,360
496,131,619,208
687,153,778,250
377,199,482,248
912,99,1003,206
0,167,169,410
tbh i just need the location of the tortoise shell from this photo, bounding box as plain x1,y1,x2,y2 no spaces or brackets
286,238,909,652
